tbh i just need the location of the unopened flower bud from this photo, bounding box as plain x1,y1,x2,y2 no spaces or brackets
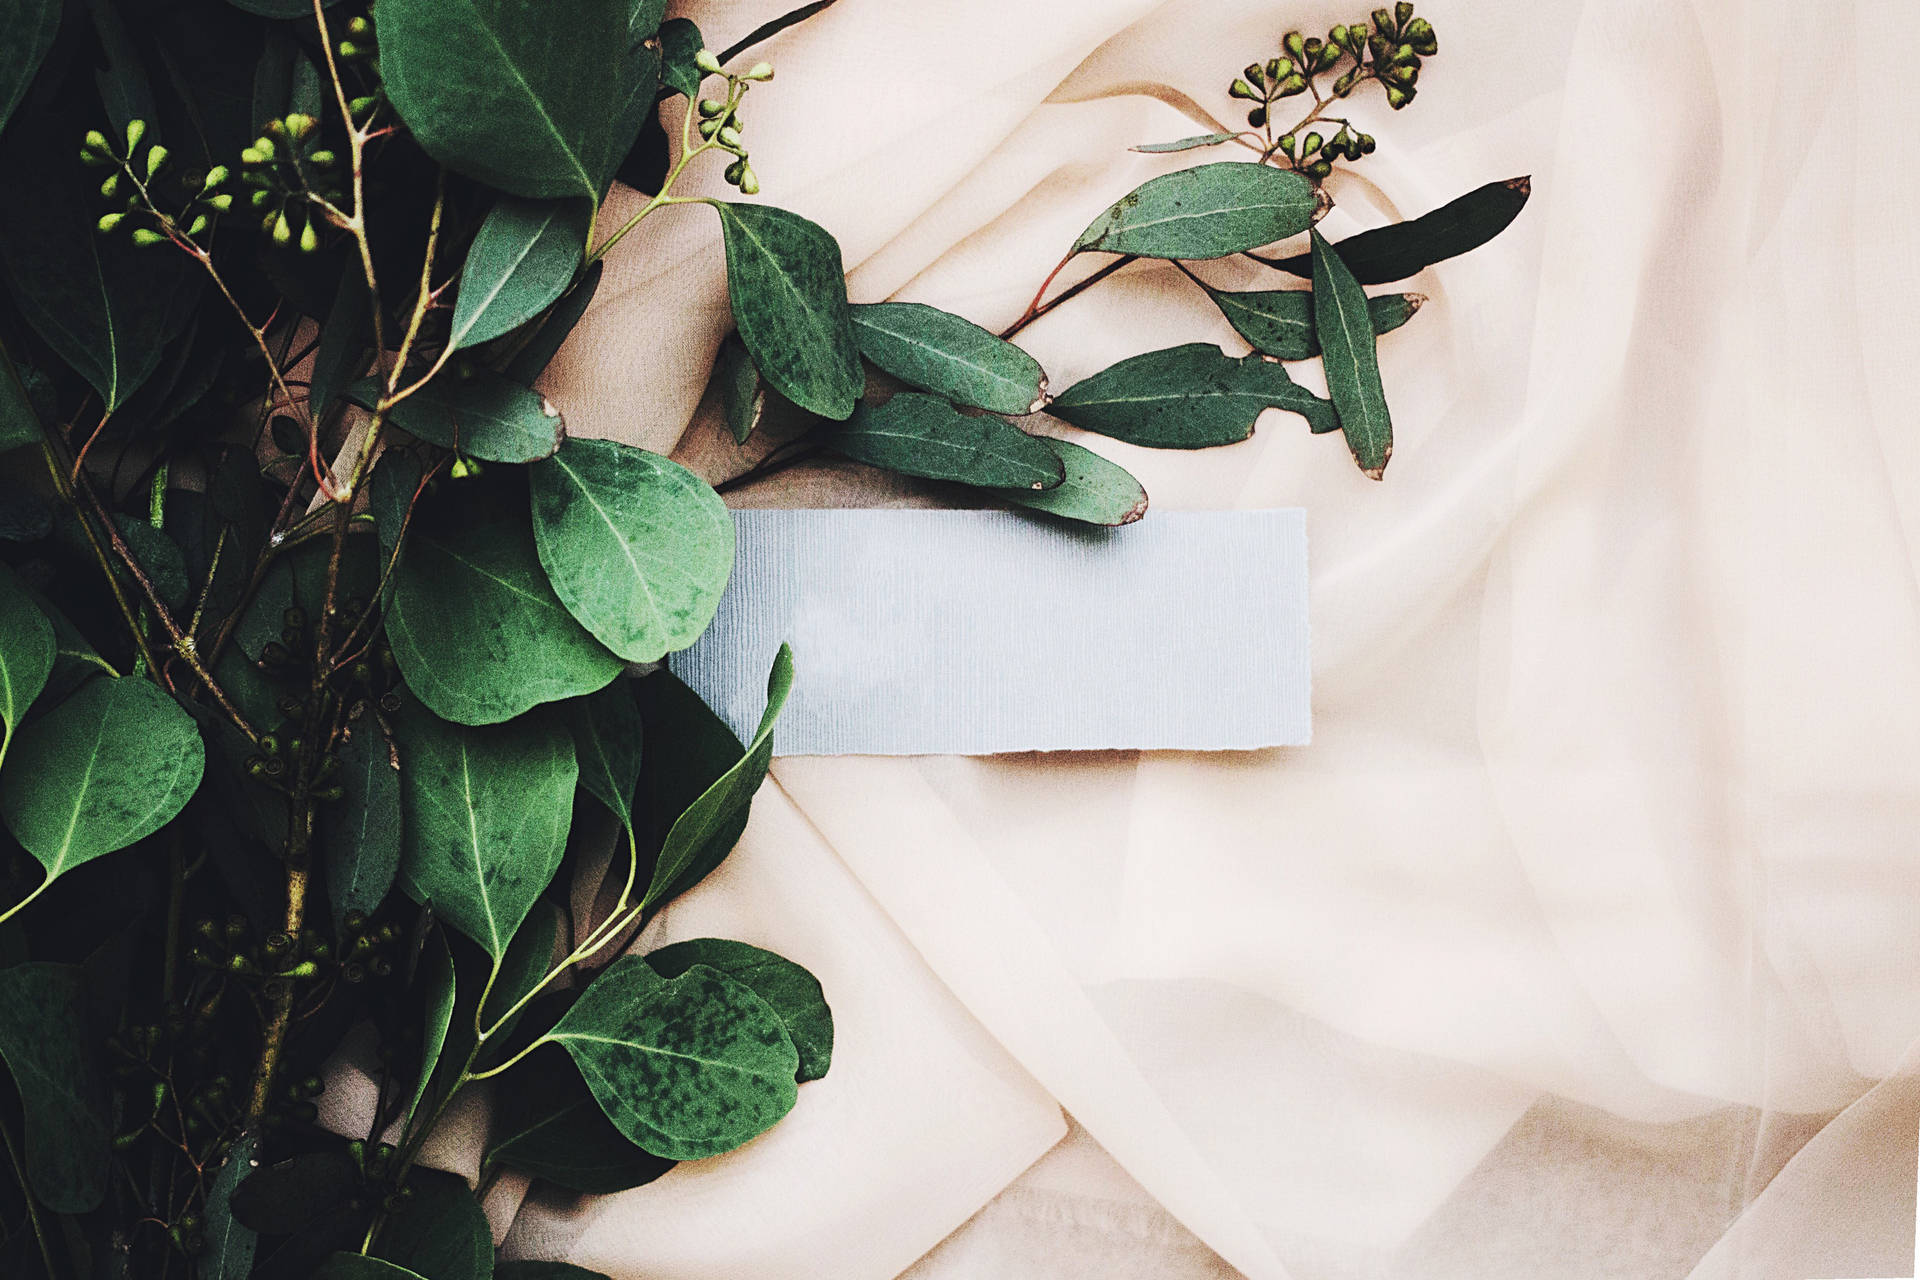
698,98,725,117
1275,73,1309,97
1372,7,1393,34
694,48,723,76
97,213,124,233
746,61,774,81
738,163,759,195
347,15,371,36
1330,25,1350,47
203,165,229,189
1308,159,1333,178
1396,2,1414,27
100,173,119,198
131,228,166,247
348,94,378,116
338,40,365,59
272,211,291,244
1284,30,1306,59
309,149,336,167
718,126,742,149
1228,77,1256,99
1302,132,1323,155
1243,62,1265,87
1386,83,1414,109
145,145,168,178
187,214,209,236
125,119,146,152
1278,132,1296,156
84,128,111,155
299,220,318,252
284,112,316,139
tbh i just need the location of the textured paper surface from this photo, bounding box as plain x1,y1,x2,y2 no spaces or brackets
668,509,1310,755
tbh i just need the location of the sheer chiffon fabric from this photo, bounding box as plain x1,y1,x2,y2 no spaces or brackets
504,0,1920,1274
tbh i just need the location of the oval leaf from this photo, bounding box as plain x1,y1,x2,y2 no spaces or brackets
529,438,734,664
407,929,456,1123
646,939,832,1082
0,677,204,883
0,962,110,1213
1267,176,1532,283
829,393,1064,490
485,1045,675,1193
354,374,565,464
1050,343,1335,447
544,958,799,1160
388,497,623,726
713,333,764,444
850,302,1046,415
714,202,862,420
1205,287,1423,361
656,17,706,100
1072,162,1320,259
201,1134,259,1280
0,564,53,767
563,681,642,834
0,0,59,136
450,199,589,351
377,0,628,199
992,437,1148,527
1310,229,1393,478
506,260,604,385
374,1167,492,1280
394,703,576,959
1131,132,1239,153
323,708,401,935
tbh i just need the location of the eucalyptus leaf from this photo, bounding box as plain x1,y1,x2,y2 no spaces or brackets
0,564,54,769
1311,229,1393,478
1205,286,1423,360
829,394,1064,490
642,645,791,908
350,374,564,465
504,260,604,385
633,670,745,903
374,1167,491,1280
1050,343,1335,446
388,495,623,726
310,269,371,425
484,1045,674,1193
657,18,705,100
497,1264,614,1280
201,1133,258,1280
0,677,205,887
714,333,764,444
230,1148,360,1235
600,4,665,191
479,900,559,1045
647,938,832,1082
529,437,734,664
992,437,1148,527
543,958,799,1160
0,350,38,453
850,302,1046,415
112,516,189,613
393,702,576,959
324,708,401,934
0,0,58,136
1071,162,1320,259
563,681,643,833
368,448,425,575
1266,176,1532,283
450,199,589,352
377,0,629,200
714,202,862,420
0,962,110,1213
407,929,456,1122
1131,132,1239,153
715,0,839,63
314,1258,428,1280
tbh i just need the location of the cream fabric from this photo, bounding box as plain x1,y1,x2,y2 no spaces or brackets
513,0,1920,1275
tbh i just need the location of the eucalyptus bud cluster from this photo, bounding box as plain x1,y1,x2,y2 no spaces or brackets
1276,123,1376,180
81,118,208,248
237,112,341,253
693,51,774,196
1362,3,1437,109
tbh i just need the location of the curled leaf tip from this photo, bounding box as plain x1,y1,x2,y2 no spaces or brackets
1507,175,1532,194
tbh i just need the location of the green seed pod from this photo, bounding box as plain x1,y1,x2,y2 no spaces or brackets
698,98,726,117
1315,44,1342,71
249,190,270,209
125,119,146,153
339,40,365,59
1275,73,1309,97
311,150,337,168
187,214,209,237
1303,37,1323,57
1308,158,1333,179
1277,132,1296,157
1386,83,1414,109
1392,43,1419,65
285,112,316,139
1387,62,1416,86
1266,57,1286,80
1302,131,1323,155
1371,8,1393,35
96,213,124,233
724,158,744,184
347,15,371,35
738,164,759,196
746,61,774,81
694,48,723,75
699,117,721,138
348,94,378,116
257,135,279,160
1284,30,1306,59
1228,77,1256,100
131,228,166,247
272,211,291,244
1329,24,1350,48
240,146,265,166
84,128,112,155
1243,62,1265,87
100,173,119,198
1359,132,1376,154
145,145,168,179
1396,2,1414,27
300,219,318,253
1333,68,1359,96
718,126,743,149
203,165,229,189
1405,18,1437,54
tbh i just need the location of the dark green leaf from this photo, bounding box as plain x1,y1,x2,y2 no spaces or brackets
408,929,456,1122
497,1264,612,1280
112,516,189,614
642,645,791,908
647,939,831,1081
1310,229,1392,478
313,1256,428,1280
479,900,559,1043
715,0,839,63
1071,163,1320,259
850,302,1046,415
529,437,734,663
657,18,705,100
350,375,565,465
1131,132,1239,153
368,448,425,574
1204,286,1423,360
830,394,1064,489
992,437,1147,526
544,958,799,1160
0,564,54,767
713,333,763,444
714,202,862,420
324,708,401,934
599,4,664,192
375,1167,491,1280
1266,176,1532,283
231,1149,360,1234
311,270,371,426
201,1133,258,1280
0,350,38,453
504,261,604,385
563,681,642,833
484,1044,674,1193
1049,343,1335,446
229,0,342,17
450,200,589,351
633,671,745,905
388,497,623,726
0,677,204,887
0,963,109,1213
377,0,629,200
393,703,576,958
0,0,58,136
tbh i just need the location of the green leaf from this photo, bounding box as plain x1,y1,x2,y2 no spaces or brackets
310,269,372,425
314,1257,429,1280
0,0,58,136
377,0,629,200
388,496,623,726
408,929,456,1123
647,939,832,1082
850,302,1046,415
713,333,764,444
0,564,53,770
713,202,862,420
992,437,1147,527
600,5,665,192
656,18,705,100
505,261,603,385
484,1045,674,1193
1204,287,1423,361
201,1133,259,1280
0,349,39,453
231,1149,359,1235
562,681,642,833
715,0,839,63
0,963,110,1213
829,394,1064,490
1266,176,1532,283
368,448,425,574
450,199,589,352
0,677,204,887
375,1168,491,1280
642,645,791,908
112,516,189,613
394,702,576,958
1131,132,1239,153
1049,343,1335,447
479,899,559,1044
633,671,744,902
350,374,565,465
1071,163,1320,259
498,1264,613,1280
543,958,799,1160
324,709,401,934
529,438,734,664
229,0,342,17
1311,229,1393,478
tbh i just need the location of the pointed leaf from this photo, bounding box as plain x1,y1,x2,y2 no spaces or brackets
324,708,401,934
393,703,577,959
407,929,456,1122
1267,176,1532,283
562,681,642,832
529,438,734,663
1205,286,1423,360
0,0,58,136
231,1149,360,1235
1050,343,1335,447
1071,162,1319,259
633,671,744,901
498,1264,613,1280
1131,132,1239,153
310,270,371,425
850,302,1046,415
505,260,604,385
480,900,559,1044
647,939,832,1081
0,350,39,453
713,333,764,444
829,393,1064,489
656,18,706,100
201,1133,259,1280
714,202,862,420
1311,229,1393,478
0,677,204,884
992,437,1148,526
351,374,565,465
544,958,799,1160
0,564,53,769
450,199,589,352
374,1167,491,1280
486,1045,675,1193
0,962,109,1213
599,4,665,192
